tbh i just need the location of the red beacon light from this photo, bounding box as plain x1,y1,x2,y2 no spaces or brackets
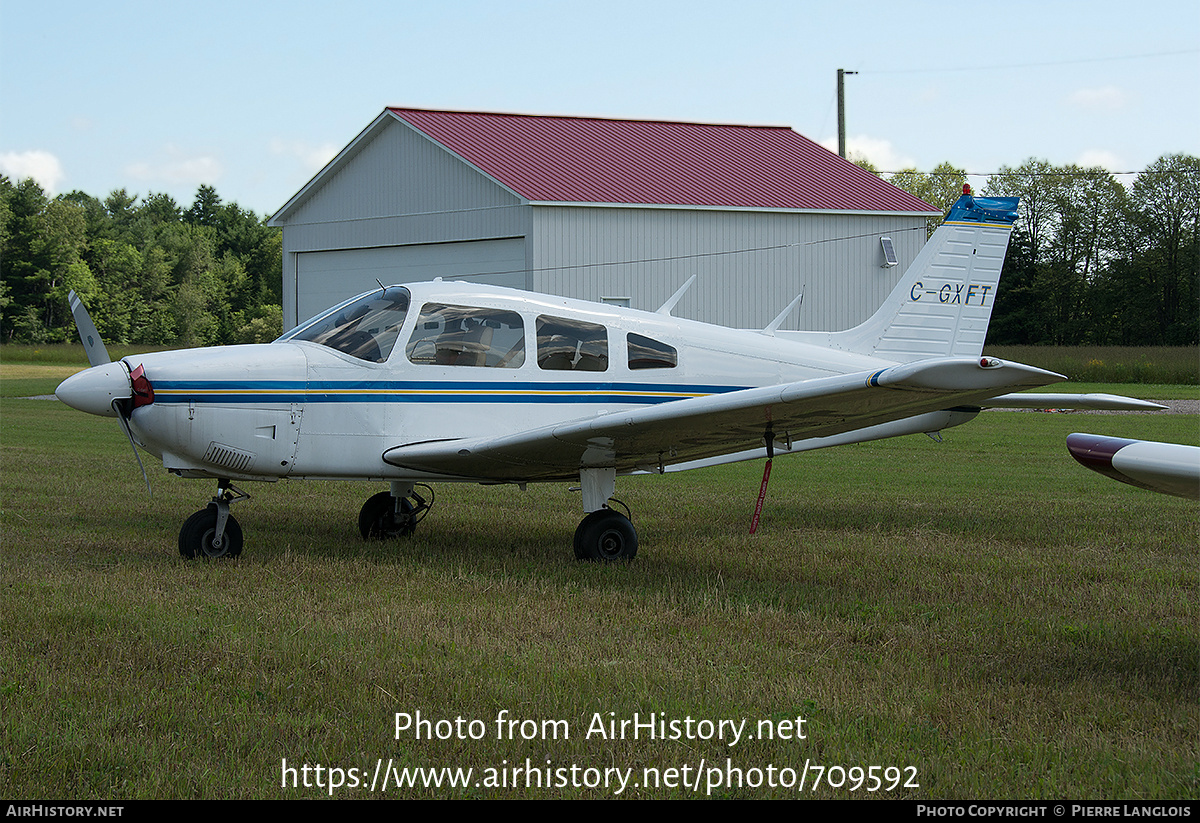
963,183,972,196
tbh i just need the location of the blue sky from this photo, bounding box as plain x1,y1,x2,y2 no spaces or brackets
2,0,1197,216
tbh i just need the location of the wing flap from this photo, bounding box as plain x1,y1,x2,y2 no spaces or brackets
382,357,1064,481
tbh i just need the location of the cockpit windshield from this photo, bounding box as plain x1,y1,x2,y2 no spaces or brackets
277,287,411,363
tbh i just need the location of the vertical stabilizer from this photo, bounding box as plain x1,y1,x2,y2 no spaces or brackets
825,193,1019,362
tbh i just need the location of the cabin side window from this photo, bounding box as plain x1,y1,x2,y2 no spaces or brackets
405,303,526,368
536,316,608,372
279,287,410,363
627,333,677,370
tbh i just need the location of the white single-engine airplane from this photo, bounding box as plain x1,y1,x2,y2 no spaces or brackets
56,191,1164,561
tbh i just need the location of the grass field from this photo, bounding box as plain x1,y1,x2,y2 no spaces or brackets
983,346,1198,385
1,357,1196,799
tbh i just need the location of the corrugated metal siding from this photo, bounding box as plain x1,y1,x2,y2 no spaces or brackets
529,206,927,331
282,119,526,252
275,109,934,331
390,108,938,214
279,119,532,327
294,239,528,324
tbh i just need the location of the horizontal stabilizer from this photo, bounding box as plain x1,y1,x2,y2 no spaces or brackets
986,393,1167,411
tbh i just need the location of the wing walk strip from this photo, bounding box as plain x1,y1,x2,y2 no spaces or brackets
150,381,748,405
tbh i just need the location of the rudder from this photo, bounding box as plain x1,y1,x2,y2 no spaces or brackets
825,192,1020,362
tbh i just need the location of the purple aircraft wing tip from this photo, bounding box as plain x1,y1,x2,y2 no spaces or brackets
1066,433,1136,474
1066,432,1160,494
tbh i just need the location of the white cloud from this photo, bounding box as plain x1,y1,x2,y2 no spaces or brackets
1068,86,1130,112
124,145,223,187
1076,149,1124,171
0,150,65,194
269,138,340,173
915,85,941,105
818,135,917,172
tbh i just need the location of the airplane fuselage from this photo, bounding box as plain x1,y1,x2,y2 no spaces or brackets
123,280,892,483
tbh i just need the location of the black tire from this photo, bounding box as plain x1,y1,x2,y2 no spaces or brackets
573,509,638,561
178,504,243,559
358,491,416,540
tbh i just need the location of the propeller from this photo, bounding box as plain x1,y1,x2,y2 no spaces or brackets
59,290,153,494
68,290,111,368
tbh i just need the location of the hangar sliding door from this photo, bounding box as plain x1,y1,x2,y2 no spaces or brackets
294,238,527,326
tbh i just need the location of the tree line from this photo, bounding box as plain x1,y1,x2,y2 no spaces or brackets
1,180,282,346
2,154,1197,348
860,154,1199,346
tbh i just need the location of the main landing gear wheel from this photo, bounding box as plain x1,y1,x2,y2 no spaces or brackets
358,492,415,539
179,504,243,559
573,508,638,561
358,486,432,540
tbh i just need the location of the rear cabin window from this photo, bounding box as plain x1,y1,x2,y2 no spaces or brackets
405,303,525,368
627,333,677,370
536,316,608,371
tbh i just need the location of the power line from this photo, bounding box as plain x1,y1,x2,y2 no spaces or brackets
874,168,1199,179
859,48,1199,76
431,226,931,282
880,170,1134,178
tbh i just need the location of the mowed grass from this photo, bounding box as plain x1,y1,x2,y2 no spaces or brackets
984,346,1198,385
1,378,1197,798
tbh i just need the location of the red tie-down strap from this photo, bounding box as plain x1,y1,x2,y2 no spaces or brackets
749,458,773,535
749,426,775,535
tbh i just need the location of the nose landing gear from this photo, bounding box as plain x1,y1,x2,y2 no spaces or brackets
179,480,248,559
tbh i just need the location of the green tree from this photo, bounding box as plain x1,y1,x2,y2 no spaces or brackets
60,190,113,243
849,155,880,176
132,245,176,343
1100,154,1200,344
984,155,1199,345
185,184,222,227
888,162,967,235
139,192,181,225
102,189,142,247
984,159,1065,263
986,226,1050,344
0,178,90,341
39,198,91,337
232,303,283,344
985,160,1102,344
88,238,144,343
2,177,282,346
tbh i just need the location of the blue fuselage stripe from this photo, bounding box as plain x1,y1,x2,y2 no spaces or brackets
150,380,748,405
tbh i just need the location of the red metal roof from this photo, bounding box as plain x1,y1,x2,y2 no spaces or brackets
388,107,938,213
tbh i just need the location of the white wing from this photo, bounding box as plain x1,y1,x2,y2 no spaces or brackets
383,357,1065,481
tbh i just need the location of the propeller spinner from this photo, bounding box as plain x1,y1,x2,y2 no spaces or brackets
56,290,153,492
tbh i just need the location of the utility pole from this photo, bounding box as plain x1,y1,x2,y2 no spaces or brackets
837,68,857,158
